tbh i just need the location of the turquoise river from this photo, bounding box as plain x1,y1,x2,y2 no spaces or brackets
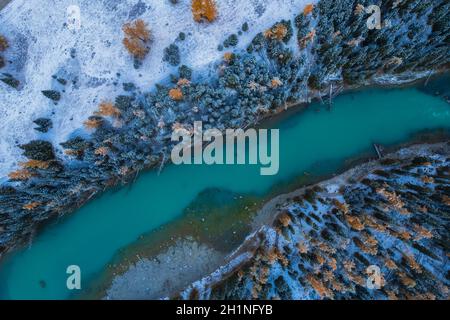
0,82,449,299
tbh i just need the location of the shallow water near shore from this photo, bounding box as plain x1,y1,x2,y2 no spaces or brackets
1,82,449,299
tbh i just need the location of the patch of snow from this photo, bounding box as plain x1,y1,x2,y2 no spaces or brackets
325,183,340,194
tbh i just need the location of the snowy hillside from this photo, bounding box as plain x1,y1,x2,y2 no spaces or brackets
0,0,314,181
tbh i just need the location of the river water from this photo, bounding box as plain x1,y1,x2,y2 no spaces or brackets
0,81,449,299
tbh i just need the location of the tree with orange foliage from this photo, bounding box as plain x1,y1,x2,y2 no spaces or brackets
345,215,364,231
8,169,32,181
223,52,234,63
95,146,109,157
303,3,314,16
264,23,289,41
0,35,8,69
271,77,283,88
192,0,217,23
95,101,121,117
306,274,334,299
23,202,41,210
0,35,8,52
20,159,49,170
84,116,103,130
277,212,291,227
177,78,191,86
169,88,184,101
122,19,151,59
299,29,316,48
123,19,150,41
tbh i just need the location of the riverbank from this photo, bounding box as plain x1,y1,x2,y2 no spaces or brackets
178,141,450,300
101,134,450,300
95,73,450,301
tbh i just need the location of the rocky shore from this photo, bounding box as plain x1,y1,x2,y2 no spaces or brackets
174,142,450,300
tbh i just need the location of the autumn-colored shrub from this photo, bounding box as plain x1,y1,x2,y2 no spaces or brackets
0,35,8,51
413,224,433,239
376,187,408,214
123,38,149,59
404,254,422,273
20,159,49,170
306,274,334,299
277,212,291,227
223,52,234,63
345,215,364,230
264,24,288,41
385,258,398,270
192,0,217,23
346,36,364,47
443,195,450,206
299,29,316,48
169,88,183,101
270,77,283,88
397,230,411,240
332,198,349,214
84,117,103,129
95,101,121,117
64,149,82,157
122,19,151,59
399,272,416,288
420,175,434,184
94,146,109,157
303,3,314,16
23,202,41,210
8,169,32,181
0,35,7,69
177,78,191,86
123,19,150,41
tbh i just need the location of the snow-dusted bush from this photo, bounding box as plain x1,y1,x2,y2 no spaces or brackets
192,0,217,23
19,140,55,161
163,44,181,66
41,90,61,102
33,118,53,133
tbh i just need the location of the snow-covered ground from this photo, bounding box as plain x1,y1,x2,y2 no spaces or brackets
0,0,314,181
